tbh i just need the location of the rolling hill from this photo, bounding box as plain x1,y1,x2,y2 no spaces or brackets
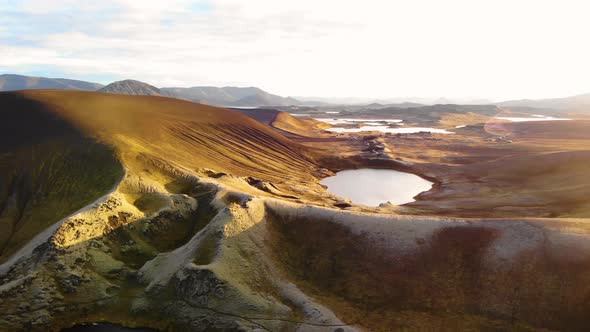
498,92,590,110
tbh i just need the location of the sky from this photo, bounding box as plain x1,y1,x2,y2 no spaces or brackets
1,0,590,101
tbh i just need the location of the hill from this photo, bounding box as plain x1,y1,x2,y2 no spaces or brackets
0,90,319,264
326,104,501,127
236,108,331,136
161,86,299,107
498,92,590,110
0,74,103,91
234,93,299,107
97,79,163,96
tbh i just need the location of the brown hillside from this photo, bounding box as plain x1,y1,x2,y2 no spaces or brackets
0,90,320,263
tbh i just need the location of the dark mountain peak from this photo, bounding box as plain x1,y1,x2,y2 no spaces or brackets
98,79,161,96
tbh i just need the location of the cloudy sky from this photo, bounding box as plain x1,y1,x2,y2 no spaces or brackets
1,0,590,101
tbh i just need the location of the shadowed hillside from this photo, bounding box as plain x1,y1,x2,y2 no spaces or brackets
0,93,124,262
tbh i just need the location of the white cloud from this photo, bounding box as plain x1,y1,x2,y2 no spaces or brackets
2,0,590,100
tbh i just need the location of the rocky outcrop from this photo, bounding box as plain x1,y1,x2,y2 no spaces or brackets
4,158,590,331
0,160,358,331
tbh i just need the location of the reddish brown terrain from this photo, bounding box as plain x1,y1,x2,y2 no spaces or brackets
1,91,590,332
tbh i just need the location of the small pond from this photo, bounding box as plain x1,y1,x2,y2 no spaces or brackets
321,168,433,206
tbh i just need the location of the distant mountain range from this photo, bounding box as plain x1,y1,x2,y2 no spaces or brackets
294,96,495,106
2,73,590,110
0,74,104,91
161,86,299,107
0,74,299,107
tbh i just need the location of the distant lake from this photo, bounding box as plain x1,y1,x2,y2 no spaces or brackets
325,126,454,134
314,118,403,125
321,169,433,206
313,118,453,134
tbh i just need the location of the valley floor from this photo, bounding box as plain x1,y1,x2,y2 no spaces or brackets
278,117,590,218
